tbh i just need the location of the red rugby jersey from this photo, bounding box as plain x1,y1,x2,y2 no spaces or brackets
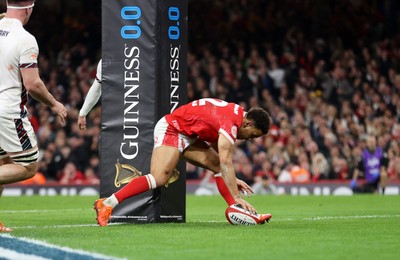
165,98,244,144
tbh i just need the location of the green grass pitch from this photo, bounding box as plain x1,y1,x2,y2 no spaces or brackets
1,195,399,259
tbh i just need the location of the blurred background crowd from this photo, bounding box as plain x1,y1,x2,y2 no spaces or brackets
2,0,400,187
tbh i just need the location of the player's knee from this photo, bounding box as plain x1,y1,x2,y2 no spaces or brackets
24,162,39,179
153,171,170,187
155,178,168,187
10,148,39,175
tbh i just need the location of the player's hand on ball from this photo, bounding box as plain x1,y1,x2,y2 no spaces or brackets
234,197,257,215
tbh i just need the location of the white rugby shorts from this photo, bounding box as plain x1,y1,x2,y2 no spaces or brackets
0,116,39,165
153,117,196,152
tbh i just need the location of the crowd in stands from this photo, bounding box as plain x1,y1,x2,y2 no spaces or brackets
5,0,400,187
188,0,400,191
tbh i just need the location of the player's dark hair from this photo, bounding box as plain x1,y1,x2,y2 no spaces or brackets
246,107,271,134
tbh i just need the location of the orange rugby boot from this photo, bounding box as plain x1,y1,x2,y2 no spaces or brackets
258,213,272,224
0,221,12,232
94,198,113,226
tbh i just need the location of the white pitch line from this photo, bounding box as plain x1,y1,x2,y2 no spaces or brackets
12,223,98,229
302,215,400,221
9,222,128,229
5,209,399,222
7,214,400,229
2,209,91,213
257,214,400,222
196,214,400,223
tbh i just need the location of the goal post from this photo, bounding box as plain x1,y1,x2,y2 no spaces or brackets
101,0,187,223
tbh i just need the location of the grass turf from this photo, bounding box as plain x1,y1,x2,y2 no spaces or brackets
1,195,399,259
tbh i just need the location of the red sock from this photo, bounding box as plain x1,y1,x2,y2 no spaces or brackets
114,175,153,203
215,174,236,205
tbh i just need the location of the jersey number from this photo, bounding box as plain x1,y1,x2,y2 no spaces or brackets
192,98,228,107
192,98,239,115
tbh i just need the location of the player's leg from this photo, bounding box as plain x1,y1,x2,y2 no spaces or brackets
0,156,10,209
0,155,13,166
113,117,182,201
0,177,10,232
94,145,181,226
113,145,180,203
0,116,39,185
0,157,5,231
94,117,183,226
0,159,4,197
0,118,39,232
0,156,38,184
0,155,18,233
149,146,181,186
182,140,236,205
182,140,220,173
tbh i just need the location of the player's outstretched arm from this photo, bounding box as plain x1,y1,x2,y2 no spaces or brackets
78,79,101,130
79,76,101,117
218,134,257,214
21,67,67,124
78,61,102,130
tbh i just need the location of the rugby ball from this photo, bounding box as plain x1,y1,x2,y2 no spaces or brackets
225,204,260,225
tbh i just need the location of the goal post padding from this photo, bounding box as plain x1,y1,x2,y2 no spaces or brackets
101,0,187,223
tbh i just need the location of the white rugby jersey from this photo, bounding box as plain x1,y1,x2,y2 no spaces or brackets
0,18,38,118
79,60,102,117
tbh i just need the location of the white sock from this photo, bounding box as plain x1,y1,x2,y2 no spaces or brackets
146,174,157,189
103,194,119,208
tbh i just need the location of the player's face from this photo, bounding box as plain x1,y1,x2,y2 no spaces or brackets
237,126,263,141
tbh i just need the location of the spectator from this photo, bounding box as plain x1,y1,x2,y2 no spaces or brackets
306,140,328,179
59,162,86,184
252,160,279,195
351,136,389,194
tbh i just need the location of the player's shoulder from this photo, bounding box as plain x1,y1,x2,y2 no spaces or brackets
2,18,30,34
2,22,35,49
19,27,36,43
10,24,37,46
18,29,38,53
10,20,36,41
